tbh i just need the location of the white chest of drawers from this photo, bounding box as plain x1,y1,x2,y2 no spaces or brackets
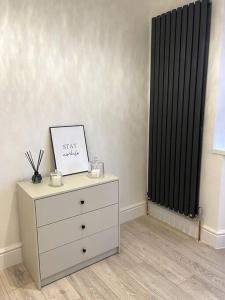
17,173,119,289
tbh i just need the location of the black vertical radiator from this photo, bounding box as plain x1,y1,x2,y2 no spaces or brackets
148,0,211,217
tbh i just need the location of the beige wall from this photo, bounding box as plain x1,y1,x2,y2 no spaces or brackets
200,0,225,234
0,0,152,249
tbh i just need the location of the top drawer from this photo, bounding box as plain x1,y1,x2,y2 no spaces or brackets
35,181,118,227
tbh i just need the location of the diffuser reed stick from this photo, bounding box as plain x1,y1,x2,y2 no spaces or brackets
25,152,36,171
37,150,44,172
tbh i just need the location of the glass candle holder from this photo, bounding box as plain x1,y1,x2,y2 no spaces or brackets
50,170,63,187
88,157,104,178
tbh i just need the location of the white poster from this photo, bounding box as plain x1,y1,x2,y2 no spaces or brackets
50,125,89,175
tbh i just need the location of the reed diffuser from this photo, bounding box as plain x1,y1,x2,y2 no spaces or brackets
25,150,44,184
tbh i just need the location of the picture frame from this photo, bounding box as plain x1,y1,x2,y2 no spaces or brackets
49,125,89,176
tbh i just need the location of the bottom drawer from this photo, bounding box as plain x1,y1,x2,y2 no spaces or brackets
40,226,118,279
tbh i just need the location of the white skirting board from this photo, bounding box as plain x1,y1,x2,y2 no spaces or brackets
120,201,146,224
201,225,225,249
0,201,146,270
148,201,199,239
0,243,22,270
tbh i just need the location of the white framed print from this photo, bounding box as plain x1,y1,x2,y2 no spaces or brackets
49,125,89,176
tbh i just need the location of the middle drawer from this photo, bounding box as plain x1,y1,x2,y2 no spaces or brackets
38,204,118,253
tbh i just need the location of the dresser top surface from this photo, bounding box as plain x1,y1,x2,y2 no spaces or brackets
17,173,119,199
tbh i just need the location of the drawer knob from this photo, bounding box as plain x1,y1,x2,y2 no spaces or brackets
81,225,86,229
82,248,86,253
80,200,85,205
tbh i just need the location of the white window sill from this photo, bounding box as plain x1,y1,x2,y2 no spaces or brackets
212,148,225,156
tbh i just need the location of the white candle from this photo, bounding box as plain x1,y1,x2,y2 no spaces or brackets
91,169,100,178
51,175,62,187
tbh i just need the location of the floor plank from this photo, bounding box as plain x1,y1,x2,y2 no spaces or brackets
8,282,46,300
91,259,150,299
127,262,194,300
68,267,118,300
182,239,225,273
0,264,32,293
179,275,225,300
42,278,81,300
0,275,10,300
1,216,225,300
106,245,143,272
121,225,193,285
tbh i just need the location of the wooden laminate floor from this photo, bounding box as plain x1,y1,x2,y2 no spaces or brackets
1,216,225,300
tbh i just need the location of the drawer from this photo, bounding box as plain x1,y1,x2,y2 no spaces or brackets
35,181,118,227
40,226,118,279
38,204,118,253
